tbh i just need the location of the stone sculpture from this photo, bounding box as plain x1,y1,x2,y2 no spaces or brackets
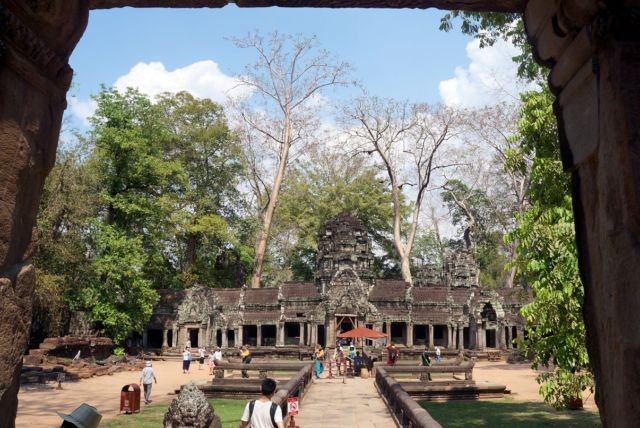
163,382,221,428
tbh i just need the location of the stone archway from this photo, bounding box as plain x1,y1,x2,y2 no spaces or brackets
1,1,638,426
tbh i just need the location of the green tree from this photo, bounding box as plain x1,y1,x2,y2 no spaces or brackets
506,88,593,408
84,224,158,343
269,147,394,282
32,140,98,343
157,91,250,287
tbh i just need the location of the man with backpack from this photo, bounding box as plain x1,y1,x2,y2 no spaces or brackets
421,346,432,381
239,377,284,428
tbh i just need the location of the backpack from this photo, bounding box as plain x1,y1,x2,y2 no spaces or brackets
248,400,278,428
421,351,431,366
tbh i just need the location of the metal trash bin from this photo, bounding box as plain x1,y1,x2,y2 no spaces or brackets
120,383,141,414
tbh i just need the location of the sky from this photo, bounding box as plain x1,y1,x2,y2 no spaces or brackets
66,5,529,129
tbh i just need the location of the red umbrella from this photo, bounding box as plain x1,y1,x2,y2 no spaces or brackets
336,326,387,339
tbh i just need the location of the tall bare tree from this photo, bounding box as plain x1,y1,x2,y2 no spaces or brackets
230,32,352,288
463,102,530,287
344,97,462,285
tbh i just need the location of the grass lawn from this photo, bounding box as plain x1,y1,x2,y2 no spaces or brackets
420,398,602,427
101,399,245,428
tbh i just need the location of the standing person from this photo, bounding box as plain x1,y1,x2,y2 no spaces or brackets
198,347,205,370
182,348,192,374
386,342,398,366
421,346,432,381
240,345,252,379
213,346,223,364
208,349,216,375
314,345,324,379
435,346,441,363
139,361,157,404
239,377,284,428
185,339,191,350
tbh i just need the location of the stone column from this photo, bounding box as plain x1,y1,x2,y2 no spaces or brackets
237,325,243,347
162,328,168,348
310,324,317,346
305,323,310,346
457,325,464,350
257,324,262,347
142,330,148,348
505,326,512,349
474,323,482,350
498,324,506,350
428,324,434,349
277,323,285,347
198,327,203,348
221,329,228,349
327,317,336,347
406,322,413,347
299,322,305,346
174,325,180,350
447,326,453,349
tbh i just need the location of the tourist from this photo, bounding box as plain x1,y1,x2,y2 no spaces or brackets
239,377,284,428
185,339,191,350
182,348,192,374
240,345,252,378
213,346,223,364
208,349,216,375
57,403,102,428
386,342,398,366
198,346,205,370
139,361,157,404
421,346,432,381
335,344,345,375
435,346,441,363
353,351,364,376
314,345,324,379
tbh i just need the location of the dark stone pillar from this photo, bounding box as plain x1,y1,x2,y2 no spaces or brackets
0,2,89,425
525,2,640,424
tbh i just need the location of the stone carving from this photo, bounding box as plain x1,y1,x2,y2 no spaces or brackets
163,381,221,428
177,286,213,323
446,250,479,288
414,263,443,287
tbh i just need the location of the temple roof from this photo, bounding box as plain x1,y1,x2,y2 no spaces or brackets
412,308,451,323
281,282,320,299
411,287,450,302
244,288,279,305
213,289,242,306
243,310,281,322
449,288,473,304
369,280,408,300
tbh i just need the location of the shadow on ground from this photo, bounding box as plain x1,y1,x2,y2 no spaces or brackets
420,398,601,428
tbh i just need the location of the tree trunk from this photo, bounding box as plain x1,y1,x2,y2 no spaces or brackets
250,123,291,288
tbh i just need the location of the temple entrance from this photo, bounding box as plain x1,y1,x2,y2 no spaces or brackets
147,329,163,348
390,322,406,345
262,325,276,346
243,325,257,346
486,329,497,348
284,322,301,345
336,314,357,334
317,325,325,347
188,329,199,348
167,330,173,348
216,329,222,347
463,327,470,349
227,329,235,348
413,325,428,346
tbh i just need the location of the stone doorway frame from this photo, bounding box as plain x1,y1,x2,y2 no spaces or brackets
0,1,638,426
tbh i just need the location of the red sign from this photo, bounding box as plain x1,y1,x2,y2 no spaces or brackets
287,397,299,416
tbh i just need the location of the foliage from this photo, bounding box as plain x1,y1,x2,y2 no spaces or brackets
506,88,593,408
271,148,394,280
32,141,99,343
84,224,158,343
112,347,125,356
157,91,249,287
439,11,545,82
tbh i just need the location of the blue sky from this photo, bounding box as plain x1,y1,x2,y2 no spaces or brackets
67,6,526,127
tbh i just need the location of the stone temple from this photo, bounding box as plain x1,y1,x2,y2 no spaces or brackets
144,213,528,352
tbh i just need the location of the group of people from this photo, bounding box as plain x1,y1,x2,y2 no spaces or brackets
182,344,223,375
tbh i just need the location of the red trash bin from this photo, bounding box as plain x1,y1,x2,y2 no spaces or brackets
120,383,141,414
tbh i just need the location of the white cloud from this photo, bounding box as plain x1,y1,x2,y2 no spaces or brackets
439,39,536,108
114,60,248,102
67,97,97,126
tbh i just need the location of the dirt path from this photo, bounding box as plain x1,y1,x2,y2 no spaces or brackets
16,359,213,428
